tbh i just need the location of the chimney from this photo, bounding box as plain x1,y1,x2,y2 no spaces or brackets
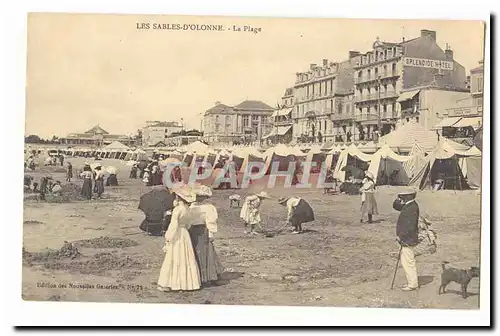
215,101,221,106
420,29,437,41
349,51,360,59
445,46,453,60
310,63,317,70
434,72,445,88
323,59,328,67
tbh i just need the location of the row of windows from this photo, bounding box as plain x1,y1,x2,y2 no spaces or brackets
297,78,336,99
359,47,403,66
357,63,397,78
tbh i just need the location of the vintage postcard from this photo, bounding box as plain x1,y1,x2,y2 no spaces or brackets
22,13,487,315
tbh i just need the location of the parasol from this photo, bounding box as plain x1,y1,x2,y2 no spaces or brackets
106,166,118,174
138,187,175,235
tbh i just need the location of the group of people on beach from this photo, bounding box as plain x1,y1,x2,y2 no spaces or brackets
156,183,223,292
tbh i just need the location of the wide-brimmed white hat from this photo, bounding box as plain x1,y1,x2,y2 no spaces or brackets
173,185,196,203
193,184,213,198
256,191,271,199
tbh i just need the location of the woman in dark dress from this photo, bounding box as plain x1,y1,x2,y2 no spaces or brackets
187,185,224,286
278,196,315,234
66,162,73,182
94,165,105,199
80,164,93,200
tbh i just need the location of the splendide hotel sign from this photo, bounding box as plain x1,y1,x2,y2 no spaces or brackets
403,57,454,70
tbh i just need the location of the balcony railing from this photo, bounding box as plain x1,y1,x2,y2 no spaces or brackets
355,71,399,84
330,113,355,121
354,91,398,103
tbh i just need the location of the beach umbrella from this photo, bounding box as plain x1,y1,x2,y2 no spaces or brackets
106,166,118,175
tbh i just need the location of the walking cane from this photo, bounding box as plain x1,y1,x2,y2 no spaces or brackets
390,244,403,290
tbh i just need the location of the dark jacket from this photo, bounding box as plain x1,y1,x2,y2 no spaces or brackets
393,199,419,246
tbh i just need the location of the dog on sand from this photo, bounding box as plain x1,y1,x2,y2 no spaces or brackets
438,261,480,298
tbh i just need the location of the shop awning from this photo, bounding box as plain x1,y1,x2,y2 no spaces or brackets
452,116,483,129
396,90,420,102
272,108,293,118
262,129,276,139
276,125,292,135
433,117,462,129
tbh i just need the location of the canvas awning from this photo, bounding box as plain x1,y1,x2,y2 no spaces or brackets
262,129,276,139
452,116,483,129
276,125,292,135
271,108,293,118
433,117,462,129
396,90,420,102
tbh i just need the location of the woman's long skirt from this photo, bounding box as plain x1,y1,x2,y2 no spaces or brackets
95,179,104,196
361,192,379,215
188,225,224,284
291,199,315,225
81,179,92,200
157,229,201,291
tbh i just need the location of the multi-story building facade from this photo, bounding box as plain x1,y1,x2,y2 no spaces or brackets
291,56,357,143
59,125,136,147
352,29,467,141
202,100,274,145
142,121,183,147
433,59,484,144
264,87,294,144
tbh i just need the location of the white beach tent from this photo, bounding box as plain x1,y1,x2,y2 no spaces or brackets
104,141,130,151
409,139,482,190
378,121,439,153
367,144,414,185
333,144,374,182
324,144,342,170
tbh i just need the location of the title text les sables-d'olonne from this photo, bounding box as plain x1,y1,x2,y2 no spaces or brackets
136,23,262,34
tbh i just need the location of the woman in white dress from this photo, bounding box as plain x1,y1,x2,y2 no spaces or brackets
359,171,378,223
157,185,201,292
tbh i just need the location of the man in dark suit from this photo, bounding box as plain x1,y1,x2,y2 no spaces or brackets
393,190,420,291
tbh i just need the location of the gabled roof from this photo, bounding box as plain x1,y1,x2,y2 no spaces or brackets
234,100,274,111
205,103,232,115
85,125,109,135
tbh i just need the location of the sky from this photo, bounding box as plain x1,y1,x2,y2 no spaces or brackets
25,14,485,138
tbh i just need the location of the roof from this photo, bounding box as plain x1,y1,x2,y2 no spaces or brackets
205,103,232,115
85,125,109,135
234,100,274,111
104,141,130,150
148,121,181,128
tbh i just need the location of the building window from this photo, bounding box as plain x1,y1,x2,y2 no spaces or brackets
392,103,397,115
346,104,351,114
383,104,387,113
243,116,249,127
358,71,362,78
374,67,378,77
478,77,483,92
392,63,397,74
